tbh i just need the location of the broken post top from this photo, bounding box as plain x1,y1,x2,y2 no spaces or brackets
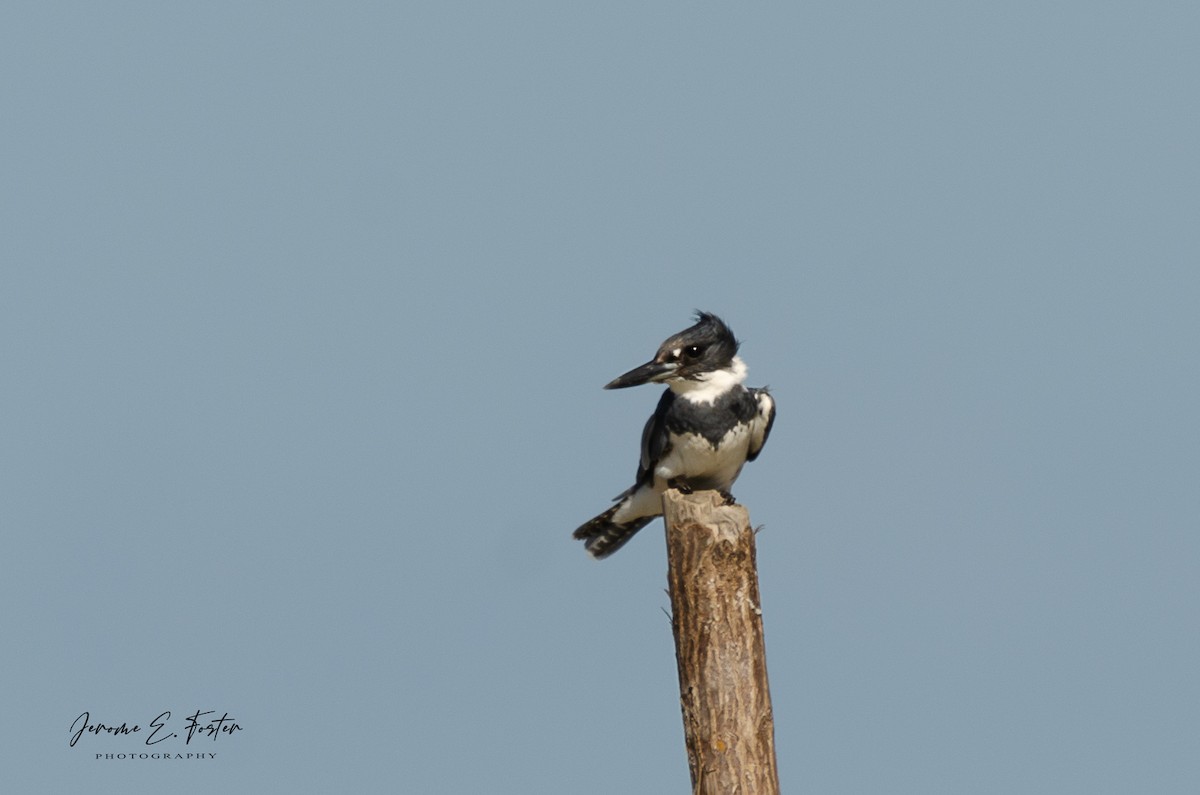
661,489,751,544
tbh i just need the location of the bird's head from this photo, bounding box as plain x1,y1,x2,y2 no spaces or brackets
604,311,740,390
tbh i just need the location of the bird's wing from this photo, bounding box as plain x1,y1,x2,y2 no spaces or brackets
746,388,775,462
635,389,675,485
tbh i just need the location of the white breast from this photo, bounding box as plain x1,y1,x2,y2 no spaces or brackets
653,424,752,492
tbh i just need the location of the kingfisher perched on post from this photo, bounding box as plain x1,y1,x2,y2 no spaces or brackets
573,311,776,559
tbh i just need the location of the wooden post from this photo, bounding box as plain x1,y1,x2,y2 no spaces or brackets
663,489,780,795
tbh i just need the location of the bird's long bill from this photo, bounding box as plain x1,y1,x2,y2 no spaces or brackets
604,359,676,389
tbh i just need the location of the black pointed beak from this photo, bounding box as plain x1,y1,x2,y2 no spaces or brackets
604,359,677,389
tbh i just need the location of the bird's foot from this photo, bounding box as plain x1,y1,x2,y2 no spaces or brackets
667,478,694,495
718,489,737,506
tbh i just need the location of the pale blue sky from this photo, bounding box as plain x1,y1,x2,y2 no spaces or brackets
3,3,1198,793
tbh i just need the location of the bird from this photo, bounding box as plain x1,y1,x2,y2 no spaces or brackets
573,311,776,559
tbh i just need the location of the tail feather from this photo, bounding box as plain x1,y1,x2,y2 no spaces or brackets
573,506,654,559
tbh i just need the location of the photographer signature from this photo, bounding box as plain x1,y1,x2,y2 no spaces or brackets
70,710,243,747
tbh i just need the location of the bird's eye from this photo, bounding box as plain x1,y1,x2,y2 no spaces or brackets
684,345,703,358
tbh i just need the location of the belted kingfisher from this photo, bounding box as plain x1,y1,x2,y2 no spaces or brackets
573,312,776,559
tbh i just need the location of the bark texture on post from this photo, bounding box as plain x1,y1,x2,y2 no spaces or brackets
663,489,780,795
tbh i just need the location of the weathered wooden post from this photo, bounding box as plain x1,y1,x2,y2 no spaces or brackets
663,489,780,794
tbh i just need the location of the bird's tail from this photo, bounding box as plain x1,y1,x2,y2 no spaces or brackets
573,506,654,559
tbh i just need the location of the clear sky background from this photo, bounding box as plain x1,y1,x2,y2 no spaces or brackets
3,3,1197,793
